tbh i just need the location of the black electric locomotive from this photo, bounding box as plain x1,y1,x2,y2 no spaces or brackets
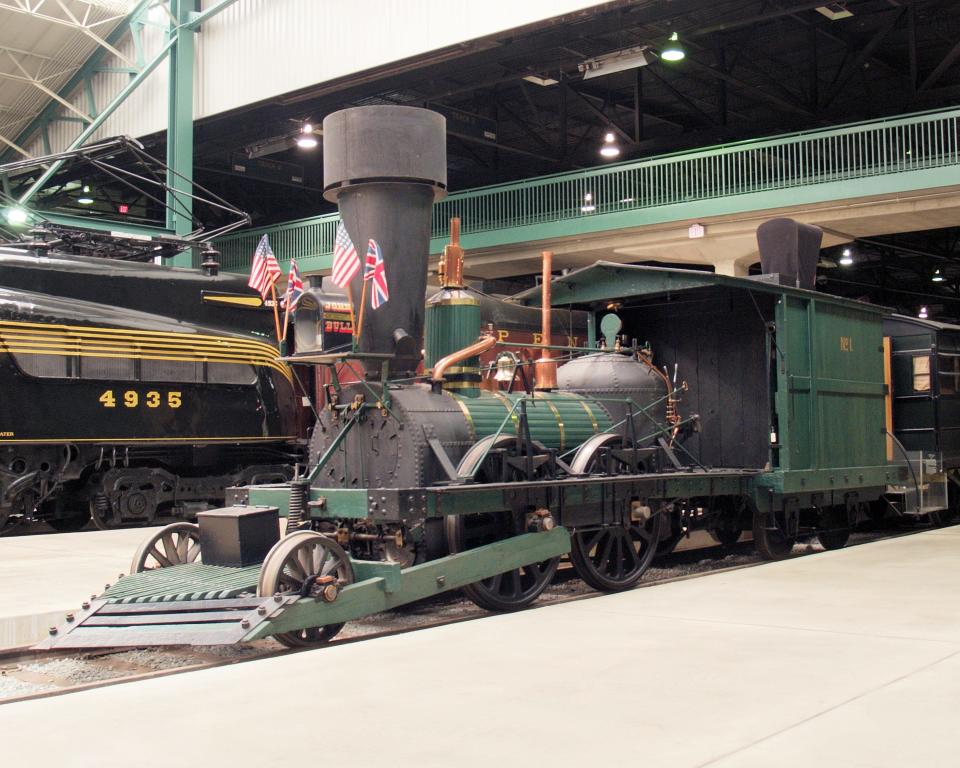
0,248,300,532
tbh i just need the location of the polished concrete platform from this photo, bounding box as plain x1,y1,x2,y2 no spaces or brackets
0,527,160,650
2,527,958,766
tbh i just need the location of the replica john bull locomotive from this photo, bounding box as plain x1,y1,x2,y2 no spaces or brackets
40,105,945,651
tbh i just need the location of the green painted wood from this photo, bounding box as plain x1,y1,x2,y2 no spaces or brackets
102,563,260,604
245,527,571,639
214,107,960,274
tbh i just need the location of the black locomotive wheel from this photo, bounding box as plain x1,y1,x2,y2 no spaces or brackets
570,514,661,592
448,435,559,612
708,498,746,548
751,507,796,561
710,526,743,548
447,510,559,611
568,433,660,590
46,508,92,533
817,505,851,550
257,531,354,648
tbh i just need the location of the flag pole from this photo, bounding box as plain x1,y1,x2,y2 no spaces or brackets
281,293,292,342
346,290,357,348
270,283,282,343
355,277,369,343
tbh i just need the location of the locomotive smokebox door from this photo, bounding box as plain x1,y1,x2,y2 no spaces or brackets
197,507,280,567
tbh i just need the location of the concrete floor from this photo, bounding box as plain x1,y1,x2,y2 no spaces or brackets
0,527,160,649
1,527,958,766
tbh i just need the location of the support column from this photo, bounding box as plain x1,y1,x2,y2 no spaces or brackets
167,0,196,265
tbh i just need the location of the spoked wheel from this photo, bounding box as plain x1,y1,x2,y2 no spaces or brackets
751,505,796,561
447,435,559,612
446,509,559,611
569,433,660,590
570,514,662,592
130,522,202,573
817,505,851,550
257,531,354,648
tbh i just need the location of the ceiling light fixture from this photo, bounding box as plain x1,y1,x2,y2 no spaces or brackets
77,184,94,205
579,45,651,80
523,74,559,87
5,207,28,225
919,305,929,319
815,3,854,21
581,192,596,213
932,268,945,283
660,32,685,62
296,123,318,149
839,247,853,266
599,131,621,159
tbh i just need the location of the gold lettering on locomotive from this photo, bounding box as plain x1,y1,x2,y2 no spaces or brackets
98,390,183,409
497,330,510,342
840,336,853,352
0,431,13,437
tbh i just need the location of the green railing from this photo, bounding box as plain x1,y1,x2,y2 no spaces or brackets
214,106,960,273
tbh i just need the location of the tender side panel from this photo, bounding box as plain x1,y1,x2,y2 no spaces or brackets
779,295,886,471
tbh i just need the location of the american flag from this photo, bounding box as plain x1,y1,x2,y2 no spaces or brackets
248,234,282,299
331,221,360,288
364,238,389,309
282,259,304,309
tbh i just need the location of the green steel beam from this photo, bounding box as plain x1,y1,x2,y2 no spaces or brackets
245,527,572,639
166,0,197,264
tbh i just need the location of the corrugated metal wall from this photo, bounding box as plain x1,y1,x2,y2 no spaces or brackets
28,0,606,153
195,0,606,120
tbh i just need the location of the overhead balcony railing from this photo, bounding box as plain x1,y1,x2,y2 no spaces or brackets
214,106,960,274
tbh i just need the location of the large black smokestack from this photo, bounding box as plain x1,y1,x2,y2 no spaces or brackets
756,218,823,290
323,106,447,377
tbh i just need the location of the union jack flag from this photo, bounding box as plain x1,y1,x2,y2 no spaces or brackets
331,221,360,288
282,259,304,309
363,238,389,309
248,234,282,299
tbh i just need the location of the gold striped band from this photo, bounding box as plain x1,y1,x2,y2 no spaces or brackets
557,390,600,432
541,396,565,451
202,295,263,308
0,435,298,444
433,297,481,306
0,320,292,383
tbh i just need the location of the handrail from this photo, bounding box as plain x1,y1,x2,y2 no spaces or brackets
214,106,960,271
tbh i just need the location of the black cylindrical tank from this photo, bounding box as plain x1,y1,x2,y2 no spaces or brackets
557,352,669,438
322,106,447,377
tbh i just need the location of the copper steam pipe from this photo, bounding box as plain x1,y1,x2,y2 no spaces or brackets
431,333,496,386
535,250,558,391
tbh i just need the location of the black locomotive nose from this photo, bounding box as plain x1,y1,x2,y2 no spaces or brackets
322,106,447,378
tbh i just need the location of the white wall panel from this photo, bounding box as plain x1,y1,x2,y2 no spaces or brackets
196,0,607,119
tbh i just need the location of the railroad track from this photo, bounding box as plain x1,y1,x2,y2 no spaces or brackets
0,525,917,706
